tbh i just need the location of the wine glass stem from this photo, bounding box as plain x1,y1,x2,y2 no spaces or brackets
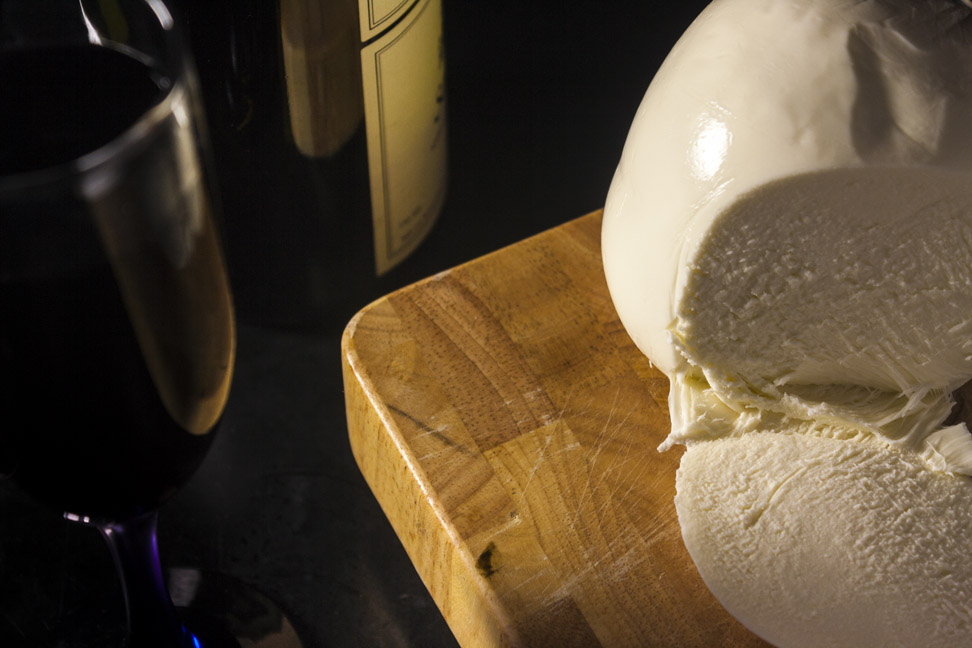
100,511,195,648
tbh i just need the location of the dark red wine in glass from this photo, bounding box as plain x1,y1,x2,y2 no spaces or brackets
0,2,278,646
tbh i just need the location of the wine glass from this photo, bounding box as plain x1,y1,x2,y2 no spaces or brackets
0,1,238,645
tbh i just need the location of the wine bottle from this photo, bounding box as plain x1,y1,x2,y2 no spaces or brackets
173,0,447,330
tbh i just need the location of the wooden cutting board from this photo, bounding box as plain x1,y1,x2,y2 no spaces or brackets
342,210,769,647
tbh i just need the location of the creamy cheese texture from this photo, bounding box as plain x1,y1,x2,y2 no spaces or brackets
676,432,972,648
601,0,972,645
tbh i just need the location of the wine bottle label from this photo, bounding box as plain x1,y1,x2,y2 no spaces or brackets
358,0,420,42
361,0,446,275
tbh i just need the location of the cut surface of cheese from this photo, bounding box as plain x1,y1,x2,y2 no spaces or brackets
676,432,972,648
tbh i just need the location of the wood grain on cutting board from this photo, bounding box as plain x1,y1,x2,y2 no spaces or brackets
342,210,768,647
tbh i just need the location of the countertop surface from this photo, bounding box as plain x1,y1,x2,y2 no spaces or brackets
0,3,710,646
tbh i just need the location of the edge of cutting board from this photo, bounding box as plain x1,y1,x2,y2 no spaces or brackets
341,210,768,647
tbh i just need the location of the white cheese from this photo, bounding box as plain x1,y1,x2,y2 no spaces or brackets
602,0,972,645
603,0,972,470
676,432,972,648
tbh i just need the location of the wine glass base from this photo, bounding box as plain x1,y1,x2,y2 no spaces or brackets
168,568,302,648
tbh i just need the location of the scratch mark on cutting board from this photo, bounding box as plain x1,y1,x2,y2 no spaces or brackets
387,404,476,458
507,569,548,597
517,432,553,508
515,386,578,507
605,422,651,503
568,387,640,532
616,450,658,505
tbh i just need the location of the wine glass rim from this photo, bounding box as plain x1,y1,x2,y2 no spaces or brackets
0,0,187,195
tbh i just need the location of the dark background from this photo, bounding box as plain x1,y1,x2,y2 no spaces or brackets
0,2,710,646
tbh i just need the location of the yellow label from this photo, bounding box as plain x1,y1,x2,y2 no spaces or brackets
358,0,418,41
361,0,446,275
